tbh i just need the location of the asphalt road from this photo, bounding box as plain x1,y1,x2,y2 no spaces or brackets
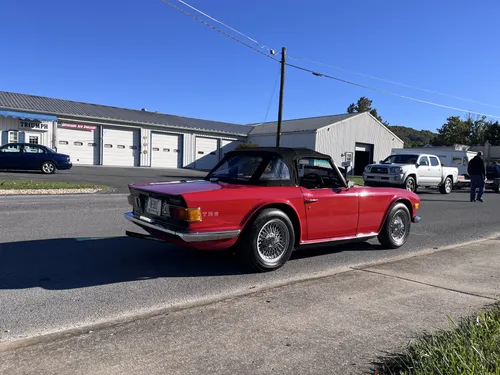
1,189,499,343
0,166,207,192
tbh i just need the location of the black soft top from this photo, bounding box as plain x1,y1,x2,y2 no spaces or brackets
208,147,341,187
224,147,332,163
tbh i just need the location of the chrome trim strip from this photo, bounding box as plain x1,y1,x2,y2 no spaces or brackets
124,212,240,242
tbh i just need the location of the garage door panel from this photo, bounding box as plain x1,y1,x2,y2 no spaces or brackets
195,137,219,170
102,128,140,167
151,132,182,168
56,128,99,165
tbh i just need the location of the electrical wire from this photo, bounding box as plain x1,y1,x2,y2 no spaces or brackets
161,0,500,119
287,55,500,110
286,62,500,119
258,65,281,126
160,0,279,62
177,0,273,53
172,0,499,111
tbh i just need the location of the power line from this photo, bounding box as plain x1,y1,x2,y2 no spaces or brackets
160,0,500,120
287,55,500,110
286,62,500,119
261,65,281,126
172,0,500,111
177,0,273,53
160,0,279,62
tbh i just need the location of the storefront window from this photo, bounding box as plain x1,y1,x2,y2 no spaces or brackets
29,136,39,144
8,131,18,143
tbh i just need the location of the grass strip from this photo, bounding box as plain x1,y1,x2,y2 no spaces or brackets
375,303,500,375
347,176,364,186
0,180,108,190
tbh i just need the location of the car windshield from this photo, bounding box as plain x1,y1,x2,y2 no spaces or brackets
207,154,264,182
381,154,419,164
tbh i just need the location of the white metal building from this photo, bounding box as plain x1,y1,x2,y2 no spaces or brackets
0,91,248,170
248,112,404,175
0,91,404,173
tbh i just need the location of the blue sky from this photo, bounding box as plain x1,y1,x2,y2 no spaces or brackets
1,0,500,132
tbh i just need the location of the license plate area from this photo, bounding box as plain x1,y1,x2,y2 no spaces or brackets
146,197,162,216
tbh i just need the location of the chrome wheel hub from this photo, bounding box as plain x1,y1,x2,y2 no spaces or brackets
445,179,451,192
257,219,289,263
390,213,407,243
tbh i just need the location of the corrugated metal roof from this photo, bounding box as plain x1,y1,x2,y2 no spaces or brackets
0,91,251,136
248,113,361,135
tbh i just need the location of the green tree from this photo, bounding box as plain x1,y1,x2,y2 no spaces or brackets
435,114,488,146
484,121,500,145
346,96,389,125
434,116,471,145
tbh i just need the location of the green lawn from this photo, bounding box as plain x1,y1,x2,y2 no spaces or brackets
0,180,108,190
347,176,364,186
376,303,500,375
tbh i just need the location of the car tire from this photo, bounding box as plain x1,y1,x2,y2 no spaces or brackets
377,202,411,249
404,176,417,193
238,208,295,272
439,176,453,194
40,161,56,174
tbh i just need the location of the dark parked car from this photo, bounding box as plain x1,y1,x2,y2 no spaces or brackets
0,143,72,174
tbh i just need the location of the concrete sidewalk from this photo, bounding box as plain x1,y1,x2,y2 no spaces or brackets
1,238,499,375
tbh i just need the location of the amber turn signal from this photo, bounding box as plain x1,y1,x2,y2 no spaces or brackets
177,207,202,222
414,202,420,210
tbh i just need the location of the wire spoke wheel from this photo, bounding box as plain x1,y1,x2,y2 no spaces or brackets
256,219,290,264
389,211,408,245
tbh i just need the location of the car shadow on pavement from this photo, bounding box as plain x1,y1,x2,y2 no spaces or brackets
0,236,382,290
0,237,246,290
291,240,382,260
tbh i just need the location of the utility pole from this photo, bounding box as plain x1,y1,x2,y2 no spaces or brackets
276,47,286,147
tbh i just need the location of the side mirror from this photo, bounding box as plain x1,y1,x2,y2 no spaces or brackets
379,160,384,163
347,180,356,188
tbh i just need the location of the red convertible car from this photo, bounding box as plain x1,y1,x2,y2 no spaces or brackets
125,147,421,272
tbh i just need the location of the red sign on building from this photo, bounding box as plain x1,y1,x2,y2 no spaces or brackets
60,123,97,131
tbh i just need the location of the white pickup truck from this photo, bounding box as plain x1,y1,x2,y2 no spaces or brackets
362,153,459,194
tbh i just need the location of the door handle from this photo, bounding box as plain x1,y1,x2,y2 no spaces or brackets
304,198,319,203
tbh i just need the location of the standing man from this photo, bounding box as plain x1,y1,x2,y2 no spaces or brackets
468,151,486,202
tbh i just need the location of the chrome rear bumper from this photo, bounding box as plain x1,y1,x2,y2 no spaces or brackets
124,212,240,242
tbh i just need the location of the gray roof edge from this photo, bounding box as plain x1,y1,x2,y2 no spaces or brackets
313,112,364,131
247,112,362,135
364,112,404,143
0,103,250,136
0,90,245,125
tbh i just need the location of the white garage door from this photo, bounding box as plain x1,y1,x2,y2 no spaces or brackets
220,139,241,159
56,127,99,165
151,132,182,168
195,137,219,170
102,127,140,166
